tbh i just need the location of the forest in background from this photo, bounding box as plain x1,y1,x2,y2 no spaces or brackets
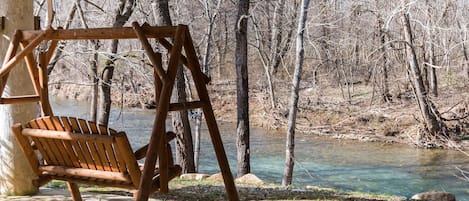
37,0,469,147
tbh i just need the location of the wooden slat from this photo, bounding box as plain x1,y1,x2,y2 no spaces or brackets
50,117,81,168
98,125,121,172
79,120,105,171
0,95,40,104
42,118,72,166
61,117,89,169
21,128,119,143
39,166,131,182
47,175,134,189
69,117,96,170
29,120,60,165
105,141,121,172
21,26,177,41
28,120,55,166
89,122,112,171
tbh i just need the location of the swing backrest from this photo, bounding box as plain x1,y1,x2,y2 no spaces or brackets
13,116,142,189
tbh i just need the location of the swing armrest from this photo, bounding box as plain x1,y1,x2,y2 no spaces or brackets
134,131,176,160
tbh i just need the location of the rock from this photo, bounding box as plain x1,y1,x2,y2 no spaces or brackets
206,172,224,181
235,173,264,185
305,185,335,192
411,191,456,201
180,173,210,180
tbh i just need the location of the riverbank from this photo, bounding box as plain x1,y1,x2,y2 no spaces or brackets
209,79,469,147
50,78,469,148
2,178,405,201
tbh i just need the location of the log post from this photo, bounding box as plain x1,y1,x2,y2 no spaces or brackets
0,0,38,195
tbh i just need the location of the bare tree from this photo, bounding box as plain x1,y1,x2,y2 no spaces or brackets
282,0,310,186
401,5,450,147
74,0,101,121
98,0,135,125
235,0,250,177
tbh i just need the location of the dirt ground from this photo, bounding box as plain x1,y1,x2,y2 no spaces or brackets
209,78,469,148
1,179,405,201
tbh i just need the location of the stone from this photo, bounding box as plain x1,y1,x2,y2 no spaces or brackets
179,173,210,180
305,185,335,192
411,191,456,201
235,173,264,185
206,173,224,181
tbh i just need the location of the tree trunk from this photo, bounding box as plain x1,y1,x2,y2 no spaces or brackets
269,0,285,75
172,68,195,173
427,41,438,97
377,11,391,102
464,42,469,80
89,42,99,122
457,20,469,81
401,11,441,135
215,13,228,79
98,0,134,125
282,0,310,186
75,0,100,122
235,0,250,178
0,0,38,195
153,0,195,173
425,1,438,97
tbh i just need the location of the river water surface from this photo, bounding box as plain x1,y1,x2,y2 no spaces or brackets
51,99,469,200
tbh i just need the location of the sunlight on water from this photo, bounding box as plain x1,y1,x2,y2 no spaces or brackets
51,99,469,200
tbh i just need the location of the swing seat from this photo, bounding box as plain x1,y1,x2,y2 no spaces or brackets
12,116,181,201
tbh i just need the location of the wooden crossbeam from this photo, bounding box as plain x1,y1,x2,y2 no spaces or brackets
0,95,40,104
169,101,204,111
21,26,177,41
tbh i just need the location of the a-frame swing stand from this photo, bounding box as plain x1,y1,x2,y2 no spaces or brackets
0,22,239,201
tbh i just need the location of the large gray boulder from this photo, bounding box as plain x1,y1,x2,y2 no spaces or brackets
411,191,456,201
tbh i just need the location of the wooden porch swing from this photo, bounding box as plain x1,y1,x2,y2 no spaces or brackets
0,4,239,201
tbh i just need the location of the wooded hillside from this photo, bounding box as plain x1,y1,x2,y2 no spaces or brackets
39,0,468,147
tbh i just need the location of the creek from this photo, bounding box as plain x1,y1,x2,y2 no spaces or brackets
51,99,469,200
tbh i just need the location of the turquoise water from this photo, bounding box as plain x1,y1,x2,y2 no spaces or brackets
51,100,469,200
